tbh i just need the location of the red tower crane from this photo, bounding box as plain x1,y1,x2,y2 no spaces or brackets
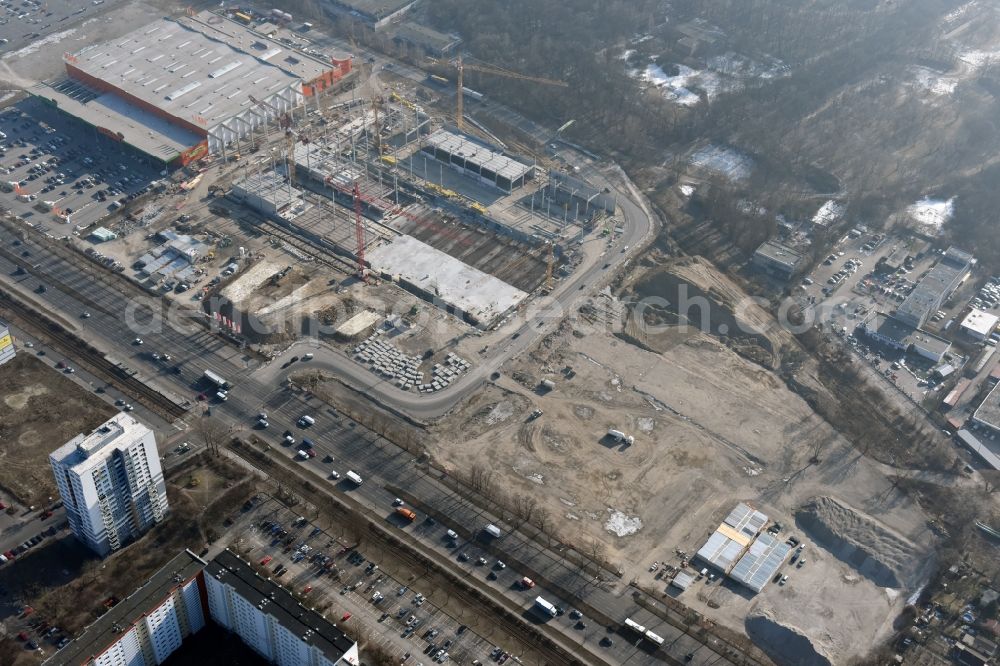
353,182,367,281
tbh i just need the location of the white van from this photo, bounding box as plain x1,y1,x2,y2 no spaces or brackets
345,471,363,485
298,415,315,427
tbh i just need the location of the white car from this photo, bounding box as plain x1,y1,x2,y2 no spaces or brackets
133,337,143,345
329,470,340,480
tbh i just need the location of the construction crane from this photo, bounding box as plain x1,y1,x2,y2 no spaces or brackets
353,182,367,281
545,242,555,291
454,57,568,131
283,127,311,186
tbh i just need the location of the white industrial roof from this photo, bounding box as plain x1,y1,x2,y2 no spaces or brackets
729,532,792,593
174,11,336,82
696,530,747,573
723,502,769,539
961,308,999,337
367,234,527,325
68,17,303,129
671,571,695,591
425,129,533,182
696,503,768,574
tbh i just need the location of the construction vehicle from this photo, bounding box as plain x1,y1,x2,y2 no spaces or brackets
470,202,488,215
390,91,418,112
380,154,398,166
453,57,568,131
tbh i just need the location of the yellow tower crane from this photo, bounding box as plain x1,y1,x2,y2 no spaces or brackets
454,57,568,132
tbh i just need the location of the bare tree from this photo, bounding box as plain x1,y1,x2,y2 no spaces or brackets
469,464,495,495
513,494,538,524
194,417,229,457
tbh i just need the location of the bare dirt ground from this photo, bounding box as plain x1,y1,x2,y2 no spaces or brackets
0,354,116,507
430,260,953,664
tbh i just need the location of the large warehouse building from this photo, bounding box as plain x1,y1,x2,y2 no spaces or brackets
34,10,351,168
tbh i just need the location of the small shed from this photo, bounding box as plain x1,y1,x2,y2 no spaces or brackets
671,571,695,591
89,226,117,243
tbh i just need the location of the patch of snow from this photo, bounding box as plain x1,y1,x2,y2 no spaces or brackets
737,199,767,216
620,49,636,61
812,200,845,226
907,197,954,231
679,184,695,197
641,63,703,106
958,49,1000,70
565,512,580,521
910,66,958,95
636,417,655,432
0,91,17,105
632,34,654,44
707,52,789,81
2,29,76,60
690,145,754,181
604,509,643,537
630,50,788,106
944,1,977,23
559,498,576,507
526,473,544,484
485,401,514,425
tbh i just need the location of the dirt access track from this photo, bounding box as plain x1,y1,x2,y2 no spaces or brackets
431,257,939,665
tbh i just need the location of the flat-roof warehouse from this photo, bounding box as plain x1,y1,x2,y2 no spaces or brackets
894,246,973,328
35,11,351,168
423,128,535,193
695,503,791,593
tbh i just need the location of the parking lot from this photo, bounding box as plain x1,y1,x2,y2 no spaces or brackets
0,0,126,52
0,99,162,233
240,499,518,666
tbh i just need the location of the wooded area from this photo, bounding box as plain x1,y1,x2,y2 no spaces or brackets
407,0,1000,269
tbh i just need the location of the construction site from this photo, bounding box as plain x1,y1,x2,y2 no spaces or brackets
214,52,616,332
49,5,626,379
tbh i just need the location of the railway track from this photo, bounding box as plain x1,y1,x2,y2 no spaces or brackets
255,217,358,276
0,288,188,421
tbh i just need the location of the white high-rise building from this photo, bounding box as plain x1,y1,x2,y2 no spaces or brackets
49,413,168,557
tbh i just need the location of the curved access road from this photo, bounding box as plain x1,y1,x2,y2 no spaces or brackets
255,159,656,422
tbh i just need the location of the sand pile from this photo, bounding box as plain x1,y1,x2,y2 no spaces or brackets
745,611,833,666
795,496,931,589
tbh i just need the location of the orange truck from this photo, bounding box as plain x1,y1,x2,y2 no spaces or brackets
396,507,417,522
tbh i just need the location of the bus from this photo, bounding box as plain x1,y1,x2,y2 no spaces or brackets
203,369,230,389
643,630,664,646
624,618,646,634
